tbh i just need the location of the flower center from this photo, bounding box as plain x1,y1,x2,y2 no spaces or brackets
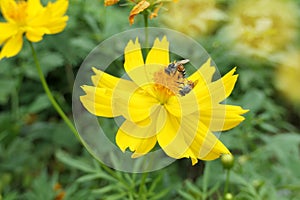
153,61,197,104
153,68,182,104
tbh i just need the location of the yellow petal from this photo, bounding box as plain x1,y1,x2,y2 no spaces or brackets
124,38,145,77
200,104,248,131
129,0,150,25
91,67,134,89
0,32,23,59
0,22,18,44
87,68,159,122
145,36,170,67
25,27,49,42
193,67,238,106
156,109,198,160
80,85,118,117
119,105,162,139
116,126,157,158
189,58,216,85
188,121,231,162
27,0,43,17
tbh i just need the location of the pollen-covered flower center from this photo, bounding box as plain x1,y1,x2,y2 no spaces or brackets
153,60,197,104
5,0,28,24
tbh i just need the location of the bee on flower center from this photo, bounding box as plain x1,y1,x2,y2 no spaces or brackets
164,59,189,77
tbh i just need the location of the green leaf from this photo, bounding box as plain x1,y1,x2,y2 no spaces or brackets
55,150,95,173
27,94,51,113
0,78,16,104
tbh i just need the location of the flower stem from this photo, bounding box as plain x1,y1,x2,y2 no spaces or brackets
29,42,80,140
139,172,148,199
143,11,149,51
224,169,231,196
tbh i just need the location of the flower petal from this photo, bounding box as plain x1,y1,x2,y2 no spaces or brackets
119,105,162,139
156,109,198,161
80,85,118,117
200,104,248,131
189,58,216,85
129,0,150,25
0,32,23,59
124,38,145,78
0,22,18,44
91,67,134,89
145,36,170,67
116,126,157,158
193,67,238,106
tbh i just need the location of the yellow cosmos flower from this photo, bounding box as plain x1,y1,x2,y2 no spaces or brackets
80,37,248,165
275,51,300,106
0,0,68,59
160,0,226,37
221,0,298,58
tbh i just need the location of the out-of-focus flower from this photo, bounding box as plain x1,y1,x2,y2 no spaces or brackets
105,0,178,25
80,36,248,165
104,0,119,6
221,0,298,59
160,0,227,37
129,0,150,25
275,51,300,106
0,0,69,60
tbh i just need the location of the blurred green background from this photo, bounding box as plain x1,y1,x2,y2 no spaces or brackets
0,0,300,199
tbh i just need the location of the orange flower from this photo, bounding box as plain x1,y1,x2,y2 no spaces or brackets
104,0,119,6
129,0,150,25
105,0,179,25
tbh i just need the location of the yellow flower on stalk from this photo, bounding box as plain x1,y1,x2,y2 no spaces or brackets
221,0,298,58
80,37,248,165
275,51,300,106
0,0,68,60
105,0,178,25
161,0,226,37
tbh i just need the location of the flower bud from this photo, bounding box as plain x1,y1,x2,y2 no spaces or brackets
224,193,233,200
221,154,234,169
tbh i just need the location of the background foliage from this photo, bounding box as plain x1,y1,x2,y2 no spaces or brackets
0,0,300,199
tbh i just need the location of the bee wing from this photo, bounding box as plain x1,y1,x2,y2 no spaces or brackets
176,59,190,65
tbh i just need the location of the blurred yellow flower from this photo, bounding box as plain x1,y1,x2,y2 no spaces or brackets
221,0,298,58
80,37,248,165
0,0,68,60
129,0,150,25
105,0,178,25
160,0,226,37
275,51,300,106
104,0,119,6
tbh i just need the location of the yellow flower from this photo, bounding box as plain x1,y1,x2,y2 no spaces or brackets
104,0,120,6
0,0,69,59
275,51,300,106
160,0,226,37
221,0,298,58
80,37,248,165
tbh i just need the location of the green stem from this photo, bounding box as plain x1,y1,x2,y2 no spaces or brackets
143,11,149,51
29,42,80,140
224,169,231,197
139,172,148,199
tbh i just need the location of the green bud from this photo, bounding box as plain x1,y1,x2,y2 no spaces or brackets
224,193,233,200
221,154,234,169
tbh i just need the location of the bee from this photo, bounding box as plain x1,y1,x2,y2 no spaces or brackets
165,59,189,76
179,80,198,96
